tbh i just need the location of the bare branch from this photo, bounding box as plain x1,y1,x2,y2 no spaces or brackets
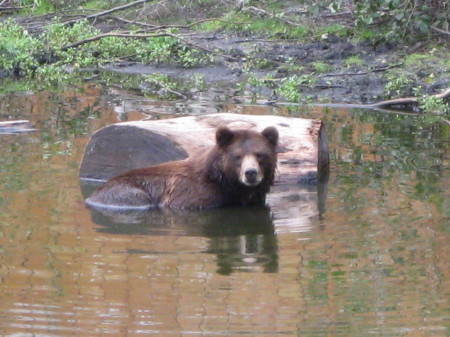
110,16,247,32
111,16,159,28
61,0,155,25
242,5,303,26
431,25,450,36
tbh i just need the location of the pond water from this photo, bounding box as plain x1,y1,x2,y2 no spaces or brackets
0,81,449,337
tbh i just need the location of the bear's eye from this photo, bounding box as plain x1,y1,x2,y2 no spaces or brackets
256,152,266,161
233,154,242,161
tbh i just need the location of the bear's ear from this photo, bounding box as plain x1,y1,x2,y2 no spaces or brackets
216,127,234,148
262,126,278,148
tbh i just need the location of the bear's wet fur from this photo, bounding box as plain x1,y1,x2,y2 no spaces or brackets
85,126,278,210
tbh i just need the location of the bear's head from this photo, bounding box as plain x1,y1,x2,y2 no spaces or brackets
212,126,278,188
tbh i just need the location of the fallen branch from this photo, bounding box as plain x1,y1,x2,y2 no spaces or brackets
371,87,450,109
60,31,238,61
62,0,155,25
430,25,450,37
242,5,304,27
111,16,159,28
159,86,187,100
110,16,248,32
0,5,26,11
60,31,179,50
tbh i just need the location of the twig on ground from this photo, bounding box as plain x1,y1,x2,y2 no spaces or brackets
61,0,155,25
111,16,159,28
320,63,402,78
242,5,304,26
162,87,187,100
430,25,450,36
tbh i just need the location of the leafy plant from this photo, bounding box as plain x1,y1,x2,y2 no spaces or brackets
384,73,412,96
43,20,102,68
19,0,56,14
217,13,309,40
276,75,302,102
192,74,206,91
344,56,364,68
418,95,449,114
0,19,42,74
315,24,350,38
141,72,208,100
34,64,73,87
404,53,430,68
280,58,305,73
328,0,449,42
311,61,332,73
142,73,179,99
0,18,213,81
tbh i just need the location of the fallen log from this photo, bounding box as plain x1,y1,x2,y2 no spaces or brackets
79,113,329,185
79,113,329,229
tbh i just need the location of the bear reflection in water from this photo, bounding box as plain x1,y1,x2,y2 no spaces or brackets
84,126,279,274
88,205,278,275
85,126,278,210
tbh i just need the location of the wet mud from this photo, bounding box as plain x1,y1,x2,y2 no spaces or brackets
104,32,449,105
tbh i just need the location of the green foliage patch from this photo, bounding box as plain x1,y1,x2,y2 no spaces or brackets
0,19,42,74
0,19,213,80
327,0,449,42
384,72,413,96
418,95,449,114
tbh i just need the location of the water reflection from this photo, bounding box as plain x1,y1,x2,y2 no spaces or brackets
0,80,449,337
86,200,278,274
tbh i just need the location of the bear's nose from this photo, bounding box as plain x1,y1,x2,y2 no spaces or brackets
245,168,258,182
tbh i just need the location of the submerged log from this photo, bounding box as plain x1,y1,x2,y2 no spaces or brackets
0,120,35,134
79,113,329,185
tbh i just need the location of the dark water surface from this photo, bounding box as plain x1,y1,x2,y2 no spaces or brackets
0,82,449,336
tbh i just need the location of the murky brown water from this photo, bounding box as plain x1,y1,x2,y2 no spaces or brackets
0,81,449,336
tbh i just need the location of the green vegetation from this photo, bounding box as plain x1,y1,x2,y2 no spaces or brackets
418,95,449,114
140,73,209,100
404,53,430,68
343,56,364,68
311,61,332,73
326,0,449,42
403,50,450,75
0,0,448,118
0,19,42,74
276,75,312,103
314,24,350,38
238,16,309,39
0,18,212,79
384,73,413,96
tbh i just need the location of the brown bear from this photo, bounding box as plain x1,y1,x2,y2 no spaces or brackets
85,126,278,210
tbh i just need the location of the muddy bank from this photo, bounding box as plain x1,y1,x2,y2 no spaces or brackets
103,33,449,106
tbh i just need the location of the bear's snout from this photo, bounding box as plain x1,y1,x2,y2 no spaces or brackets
245,168,258,182
240,155,263,186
